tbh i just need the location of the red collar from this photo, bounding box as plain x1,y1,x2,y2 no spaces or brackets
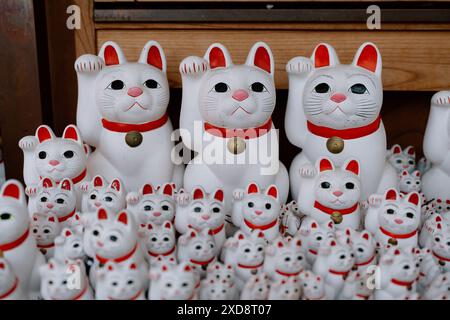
102,113,168,133
96,244,137,265
314,201,359,216
0,228,29,252
0,277,19,300
109,290,142,301
355,255,375,267
237,261,264,269
244,218,277,231
37,242,55,249
309,249,318,256
391,278,414,288
307,116,381,140
190,256,215,266
379,227,417,239
71,279,89,300
276,269,302,277
58,208,76,223
42,168,87,185
306,294,325,300
188,224,224,236
204,118,272,139
356,294,370,300
148,245,176,258
329,269,350,278
433,251,450,262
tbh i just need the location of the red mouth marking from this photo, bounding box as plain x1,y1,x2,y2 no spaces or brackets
231,106,251,115
125,102,148,111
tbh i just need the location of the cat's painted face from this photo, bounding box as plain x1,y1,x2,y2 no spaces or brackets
388,145,416,174
84,176,126,213
0,258,16,295
203,279,234,300
380,247,419,283
35,178,77,219
153,263,197,300
0,181,29,245
55,228,84,262
31,212,61,246
379,189,421,234
232,231,267,266
143,221,176,255
91,209,137,259
269,277,301,300
303,43,382,129
346,229,376,265
180,228,216,262
95,41,169,124
33,125,87,183
187,187,225,230
242,273,270,299
266,237,306,275
132,183,175,225
399,170,421,193
299,218,335,253
433,223,450,259
434,198,450,214
199,43,275,129
242,183,280,225
319,238,355,272
299,271,325,299
206,262,235,284
97,262,144,300
314,158,361,209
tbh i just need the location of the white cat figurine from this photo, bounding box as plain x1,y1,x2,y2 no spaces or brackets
31,212,61,259
0,255,26,300
297,217,335,266
338,271,373,300
80,175,126,213
199,278,236,300
267,277,301,300
431,222,450,272
399,170,421,194
285,42,398,200
344,228,377,273
387,145,416,174
149,263,198,300
240,273,270,300
75,40,183,191
299,270,328,300
54,227,85,264
140,220,177,265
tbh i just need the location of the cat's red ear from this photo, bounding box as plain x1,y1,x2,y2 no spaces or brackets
392,145,402,154
213,189,224,202
93,176,104,187
110,179,121,192
130,263,137,270
142,184,153,195
117,211,128,225
65,229,72,237
414,171,420,178
42,178,53,188
265,185,278,200
277,240,284,248
48,216,55,223
311,222,318,229
164,221,172,230
246,42,274,75
312,43,339,68
385,188,398,201
60,179,72,191
36,125,55,143
98,208,108,220
344,159,360,176
162,183,173,196
319,157,334,172
401,170,409,177
190,230,198,238
139,41,166,72
405,146,415,156
63,125,82,144
361,231,370,241
98,41,126,66
407,192,420,206
353,42,382,76
193,187,205,200
205,43,232,69
184,264,192,272
247,182,259,194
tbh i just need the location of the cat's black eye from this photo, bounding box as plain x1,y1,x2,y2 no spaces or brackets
182,282,188,287
403,265,410,270
33,228,38,234
110,235,118,242
244,248,251,253
316,236,322,241
90,194,96,200
212,207,220,213
112,281,118,287
63,150,74,159
105,196,113,202
406,181,411,185
163,237,170,242
345,182,355,190
396,159,402,164
48,280,54,285
314,83,330,94
44,228,51,234
109,80,125,90
265,203,272,210
320,182,331,189
435,237,441,242
339,254,346,259
386,209,395,215
350,83,368,94
40,197,48,202
297,255,303,260
73,243,80,248
62,280,67,285
38,151,47,159
406,212,414,219
151,237,157,242
162,205,169,211
248,202,254,208
144,79,159,89
165,282,172,288
250,82,266,92
144,205,152,211
56,198,64,204
194,207,202,213
357,248,364,252
0,213,11,220
195,245,202,250
127,280,134,285
257,247,263,252
213,82,229,93
409,160,414,165
92,230,99,236
285,257,291,262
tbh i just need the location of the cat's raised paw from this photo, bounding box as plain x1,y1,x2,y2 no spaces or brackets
299,164,316,178
368,194,383,207
286,56,313,75
232,189,246,201
126,191,141,205
25,185,38,197
432,91,450,107
19,135,37,151
176,192,191,206
75,54,104,73
179,56,209,76
78,182,91,193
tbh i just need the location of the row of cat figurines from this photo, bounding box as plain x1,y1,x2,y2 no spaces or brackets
18,40,450,221
0,177,449,300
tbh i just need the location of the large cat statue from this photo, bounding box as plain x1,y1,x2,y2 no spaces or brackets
74,40,183,191
178,42,289,212
285,42,397,200
422,91,450,204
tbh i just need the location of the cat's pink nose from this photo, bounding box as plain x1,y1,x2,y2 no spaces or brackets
330,93,347,103
95,202,102,207
255,210,263,215
127,87,143,97
395,219,403,224
232,89,249,102
47,203,54,209
333,191,343,197
202,215,210,221
49,160,60,166
153,212,161,217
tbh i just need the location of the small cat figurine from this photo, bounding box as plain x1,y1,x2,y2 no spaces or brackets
140,220,177,265
19,125,89,206
31,212,61,259
205,261,237,287
179,42,289,214
240,273,270,300
285,42,398,200
0,255,26,300
297,217,335,266
95,261,146,300
431,222,450,272
199,278,236,300
414,247,441,292
399,170,421,194
423,272,450,300
313,238,355,299
0,180,45,299
27,177,78,227
54,228,85,264
387,145,416,174
419,214,444,248
365,189,421,248
263,236,307,280
126,183,176,226
232,182,280,242
75,41,183,191
268,277,301,300
80,175,126,213
149,263,198,300
279,200,303,237
177,228,217,276
299,270,328,300
338,271,373,300
297,157,362,229
175,186,226,249
343,228,377,273
39,258,93,300
374,246,419,300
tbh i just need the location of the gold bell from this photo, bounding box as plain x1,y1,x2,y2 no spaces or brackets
330,212,343,224
125,131,143,148
227,137,246,155
326,136,344,154
0,250,3,257
250,269,258,275
388,238,398,246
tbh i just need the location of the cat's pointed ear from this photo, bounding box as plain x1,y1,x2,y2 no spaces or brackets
385,188,398,201
60,178,72,191
163,221,173,230
404,146,415,157
352,42,382,77
41,177,54,189
1,180,26,205
192,187,205,200
93,175,104,188
161,183,173,197
245,42,274,76
247,182,260,194
343,159,360,176
361,230,371,241
406,192,420,207
116,211,129,226
265,185,278,201
204,43,233,69
391,144,402,154
110,179,121,192
62,125,83,145
142,184,154,195
213,189,224,202
413,170,420,178
98,41,126,66
317,157,334,172
401,170,409,177
311,43,339,68
35,125,56,143
97,208,109,220
139,40,166,73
